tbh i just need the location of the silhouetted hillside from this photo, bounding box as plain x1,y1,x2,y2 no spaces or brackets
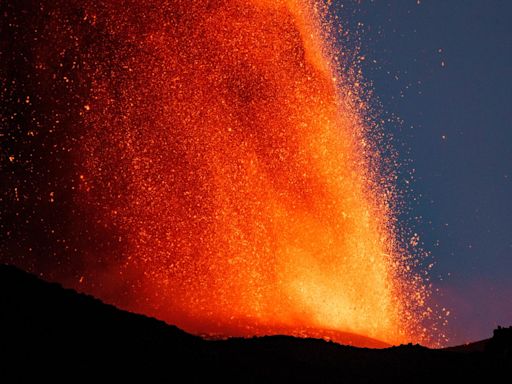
0,264,510,383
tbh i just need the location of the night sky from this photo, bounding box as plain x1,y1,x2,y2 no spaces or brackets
336,0,512,344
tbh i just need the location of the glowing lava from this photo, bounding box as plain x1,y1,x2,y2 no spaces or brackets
1,0,431,346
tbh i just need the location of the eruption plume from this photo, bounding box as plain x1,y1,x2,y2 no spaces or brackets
1,0,432,346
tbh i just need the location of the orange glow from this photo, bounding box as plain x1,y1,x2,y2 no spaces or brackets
77,0,430,346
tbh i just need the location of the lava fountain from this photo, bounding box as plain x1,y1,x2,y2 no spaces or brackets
1,0,431,346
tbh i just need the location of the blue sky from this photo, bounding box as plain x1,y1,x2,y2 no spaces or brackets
332,0,512,344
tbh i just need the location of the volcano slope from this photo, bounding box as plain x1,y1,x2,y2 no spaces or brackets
0,264,510,383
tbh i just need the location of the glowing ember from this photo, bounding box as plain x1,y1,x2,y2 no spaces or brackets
1,0,432,346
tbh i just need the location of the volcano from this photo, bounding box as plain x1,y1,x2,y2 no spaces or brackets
0,0,435,348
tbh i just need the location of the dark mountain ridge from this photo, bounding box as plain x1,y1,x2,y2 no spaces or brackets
0,264,509,382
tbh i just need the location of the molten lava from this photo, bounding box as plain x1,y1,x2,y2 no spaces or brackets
1,0,431,346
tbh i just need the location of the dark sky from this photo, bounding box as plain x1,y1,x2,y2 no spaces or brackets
333,0,512,344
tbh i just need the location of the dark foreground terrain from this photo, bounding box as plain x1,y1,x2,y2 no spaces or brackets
0,265,510,383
